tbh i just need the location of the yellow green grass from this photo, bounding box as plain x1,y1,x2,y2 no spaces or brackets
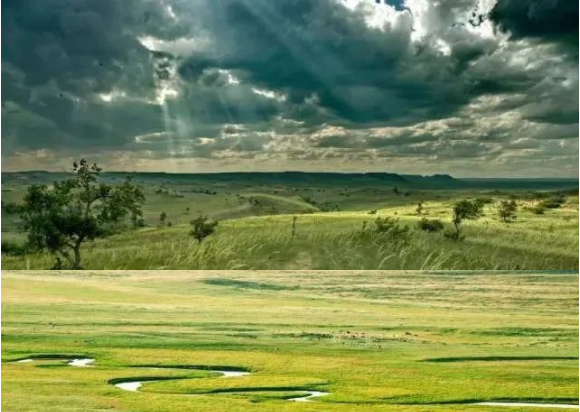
2,270,578,411
3,195,578,270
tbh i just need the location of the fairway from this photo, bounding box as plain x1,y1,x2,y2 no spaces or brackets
2,270,578,411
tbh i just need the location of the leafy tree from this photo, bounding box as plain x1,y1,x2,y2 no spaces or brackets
19,159,145,269
190,216,218,243
392,187,400,196
498,199,518,223
451,200,484,239
159,211,167,226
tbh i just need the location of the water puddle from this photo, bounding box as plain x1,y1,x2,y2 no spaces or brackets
114,369,251,392
288,391,330,402
67,358,95,367
12,357,94,367
115,381,143,392
113,368,328,402
12,356,577,407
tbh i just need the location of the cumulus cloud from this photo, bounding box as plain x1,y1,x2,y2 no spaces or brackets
1,0,578,176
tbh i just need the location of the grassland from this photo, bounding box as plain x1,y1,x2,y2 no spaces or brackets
2,270,578,411
2,173,578,270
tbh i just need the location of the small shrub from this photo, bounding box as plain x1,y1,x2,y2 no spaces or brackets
443,229,463,241
373,217,409,238
417,218,444,232
1,201,22,214
134,218,146,228
189,216,218,243
474,197,493,205
1,241,29,256
539,197,566,209
368,210,377,215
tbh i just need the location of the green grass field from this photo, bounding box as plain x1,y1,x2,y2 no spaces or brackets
2,270,578,411
2,174,578,270
2,192,578,270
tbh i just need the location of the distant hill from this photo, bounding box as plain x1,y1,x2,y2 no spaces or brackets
2,171,578,190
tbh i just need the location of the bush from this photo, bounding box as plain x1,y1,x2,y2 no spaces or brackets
190,216,219,243
417,218,444,232
531,205,546,215
368,210,377,215
443,229,463,241
539,197,566,209
474,197,493,205
1,241,30,256
373,217,409,239
1,201,22,214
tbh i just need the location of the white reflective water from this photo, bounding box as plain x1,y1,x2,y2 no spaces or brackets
114,369,251,393
288,391,330,402
14,358,94,367
113,369,329,402
67,358,95,367
215,370,251,378
115,381,143,392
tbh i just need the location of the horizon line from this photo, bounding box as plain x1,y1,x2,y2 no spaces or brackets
2,169,578,180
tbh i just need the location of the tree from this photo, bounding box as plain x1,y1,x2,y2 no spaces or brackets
19,159,145,269
159,211,167,226
416,200,424,215
291,216,298,238
190,216,218,243
451,200,484,239
392,187,400,196
497,199,517,223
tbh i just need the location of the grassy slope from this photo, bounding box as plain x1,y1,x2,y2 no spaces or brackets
3,196,578,270
2,270,578,412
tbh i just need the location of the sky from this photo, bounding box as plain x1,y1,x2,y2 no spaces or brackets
1,0,578,177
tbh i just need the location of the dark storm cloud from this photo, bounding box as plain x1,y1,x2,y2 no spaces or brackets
1,0,578,176
489,0,579,51
177,0,468,126
1,0,188,97
1,0,182,152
